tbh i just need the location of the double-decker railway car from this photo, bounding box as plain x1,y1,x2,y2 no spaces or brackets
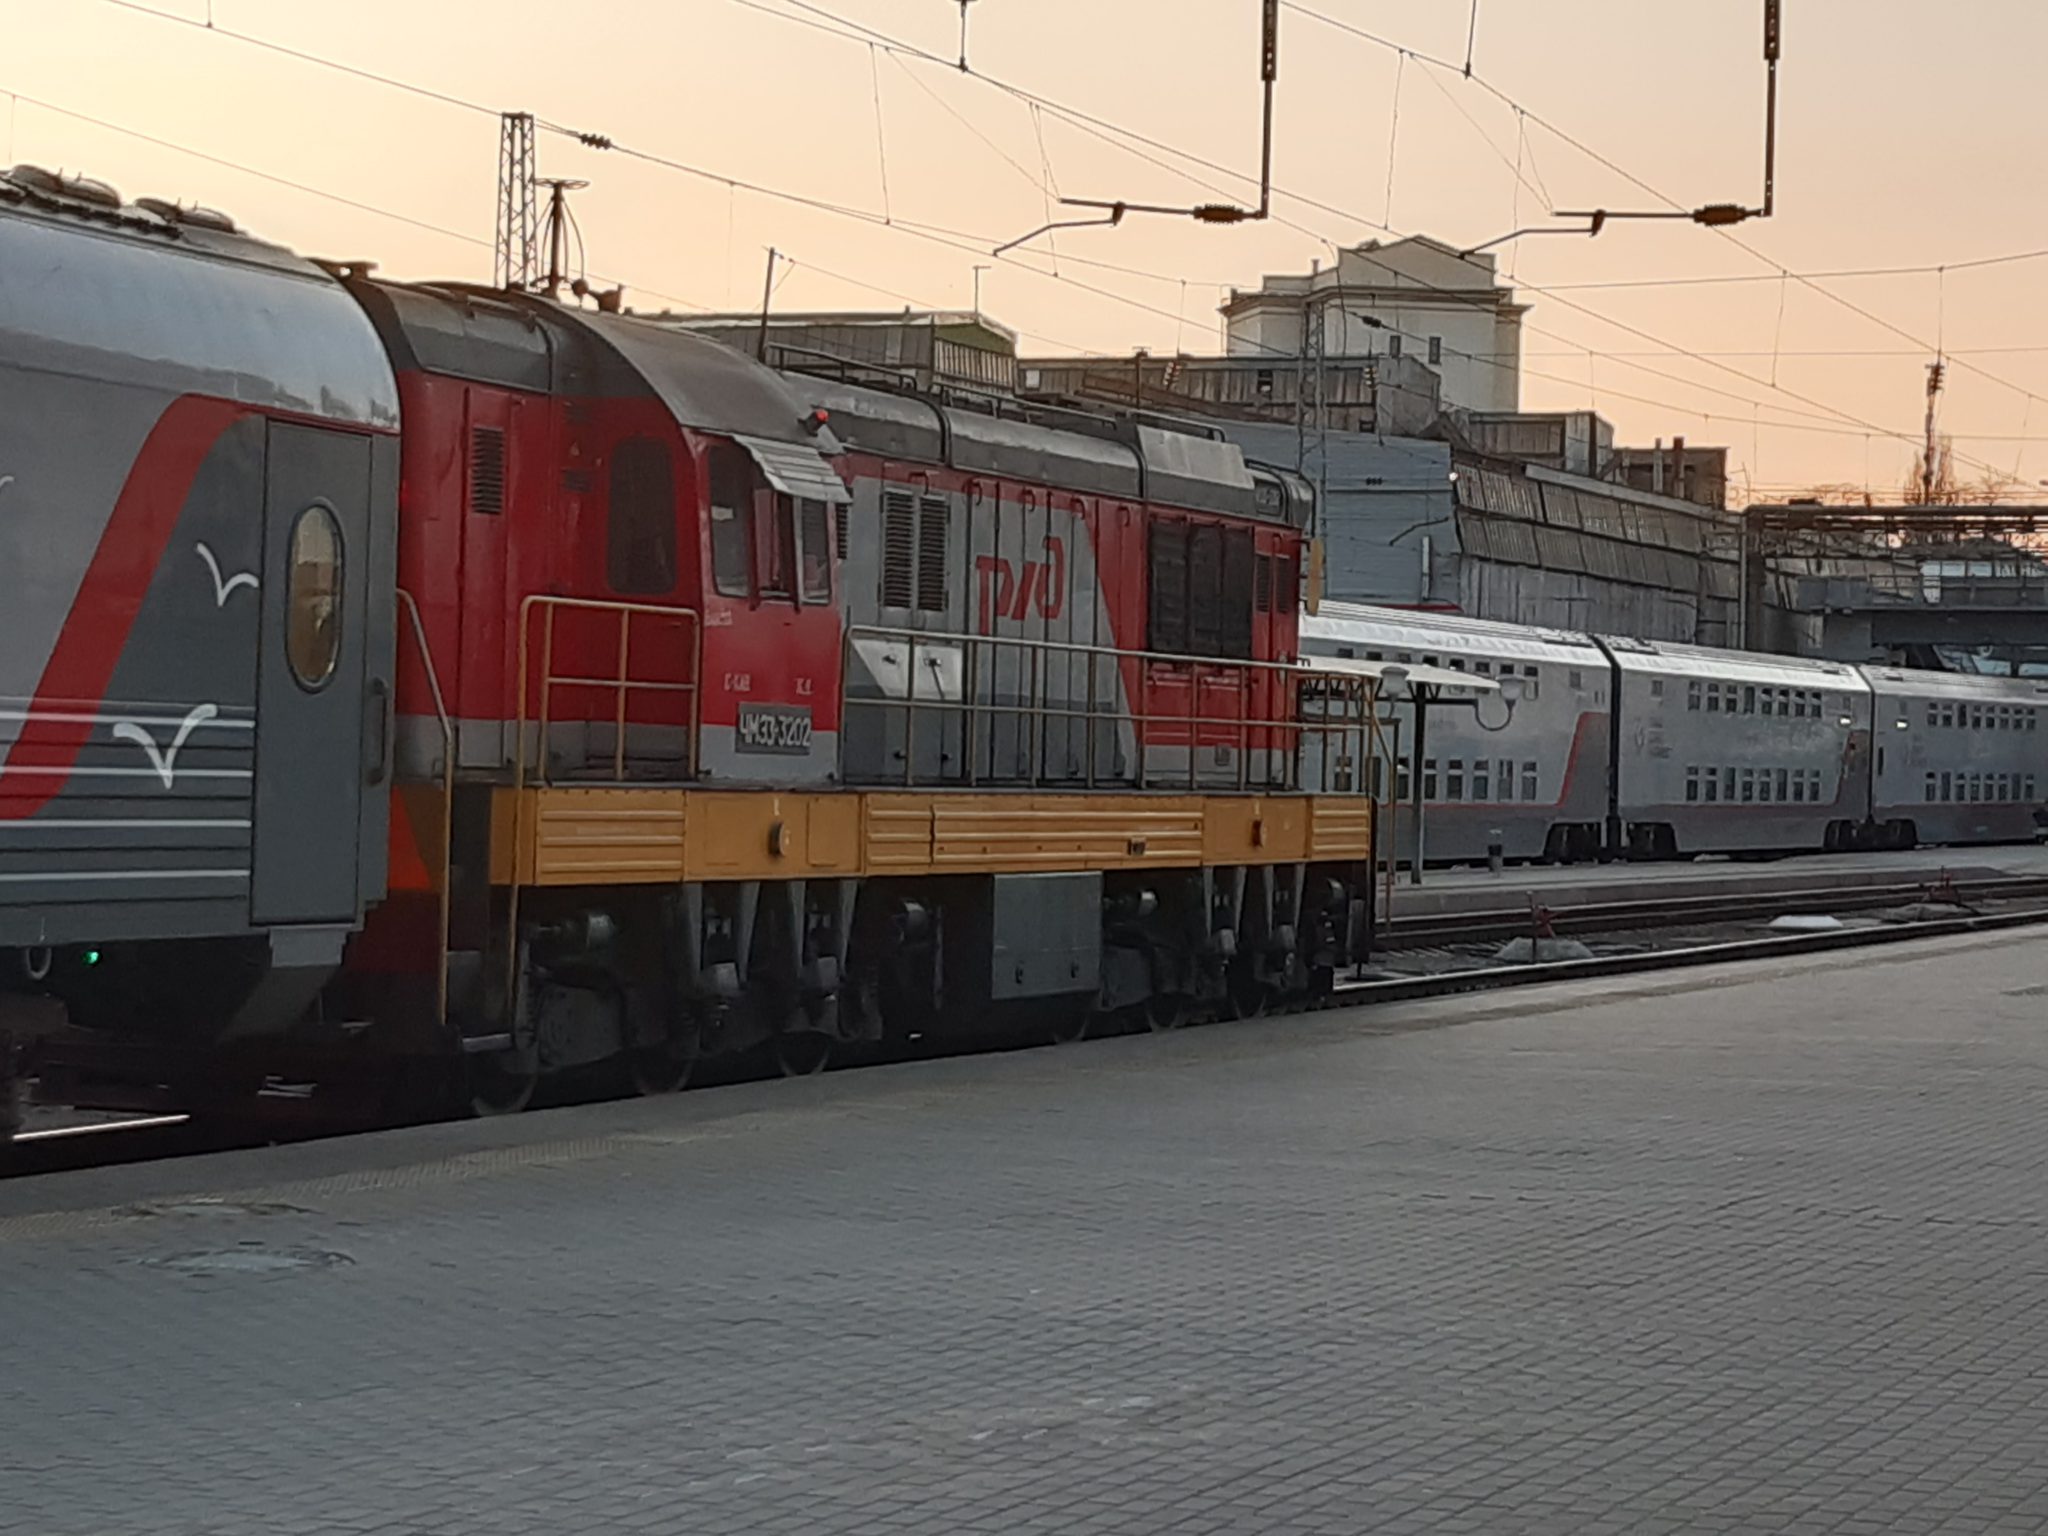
1306,601,2047,865
0,167,398,1077
1299,603,1612,864
1608,639,1872,857
1864,668,2048,847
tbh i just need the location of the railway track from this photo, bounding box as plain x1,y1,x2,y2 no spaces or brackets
12,880,2048,1179
1377,874,2048,948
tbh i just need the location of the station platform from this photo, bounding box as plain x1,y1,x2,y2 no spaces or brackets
8,930,2048,1534
1382,840,2048,920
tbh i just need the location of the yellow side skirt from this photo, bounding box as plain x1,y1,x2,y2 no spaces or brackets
489,787,1373,887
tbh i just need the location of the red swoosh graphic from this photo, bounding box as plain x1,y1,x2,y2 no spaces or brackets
0,395,249,820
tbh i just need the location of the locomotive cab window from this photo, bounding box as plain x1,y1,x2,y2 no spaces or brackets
758,493,797,601
707,445,754,598
798,497,832,603
285,504,343,690
605,437,678,596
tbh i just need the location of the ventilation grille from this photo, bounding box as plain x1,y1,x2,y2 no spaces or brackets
1148,522,1189,654
1254,553,1274,613
1188,524,1224,657
916,495,949,613
881,490,916,608
835,495,850,561
1222,529,1254,658
469,426,506,515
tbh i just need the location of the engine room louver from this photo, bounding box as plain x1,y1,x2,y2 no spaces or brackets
916,495,949,614
1223,529,1255,659
882,490,917,609
469,426,506,515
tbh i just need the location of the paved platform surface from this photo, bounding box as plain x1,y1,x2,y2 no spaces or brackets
8,930,2048,1535
1390,839,2048,918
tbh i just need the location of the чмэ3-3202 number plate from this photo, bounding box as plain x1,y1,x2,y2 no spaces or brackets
735,703,814,755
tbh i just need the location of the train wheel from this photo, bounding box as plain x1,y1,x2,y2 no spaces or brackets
774,1030,833,1077
1226,965,1269,1020
466,1051,539,1117
1049,1005,1098,1045
628,1028,696,1097
1144,992,1190,1032
0,1034,21,1140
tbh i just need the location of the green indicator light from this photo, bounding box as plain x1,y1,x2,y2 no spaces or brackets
82,949,101,967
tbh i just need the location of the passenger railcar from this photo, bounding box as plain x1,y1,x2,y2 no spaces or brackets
0,166,398,1052
1864,668,2048,847
1609,639,1870,857
1300,604,1612,863
1302,602,2048,864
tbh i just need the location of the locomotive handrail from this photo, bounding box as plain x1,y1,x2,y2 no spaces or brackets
513,594,704,789
844,623,1373,795
394,588,455,1034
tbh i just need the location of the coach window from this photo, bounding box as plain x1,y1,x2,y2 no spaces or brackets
1521,665,1540,700
1497,759,1514,801
1685,767,1700,803
285,504,343,690
707,445,754,598
1423,759,1438,801
1472,760,1490,800
1446,759,1465,801
1521,761,1539,802
1688,680,1702,711
606,437,678,596
1703,770,1719,803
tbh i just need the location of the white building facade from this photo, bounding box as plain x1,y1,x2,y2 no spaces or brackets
1221,235,1527,414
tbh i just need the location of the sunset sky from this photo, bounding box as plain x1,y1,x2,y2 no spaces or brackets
13,0,2048,502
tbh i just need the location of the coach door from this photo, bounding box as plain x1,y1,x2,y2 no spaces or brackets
250,424,378,925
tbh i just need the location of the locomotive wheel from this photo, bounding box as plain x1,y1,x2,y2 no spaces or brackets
774,1030,833,1078
466,1051,539,1117
1144,992,1191,1032
1226,966,1270,1020
628,1031,696,1097
0,1036,21,1141
1049,1005,1100,1045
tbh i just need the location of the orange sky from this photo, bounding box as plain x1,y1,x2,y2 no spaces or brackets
14,0,2048,503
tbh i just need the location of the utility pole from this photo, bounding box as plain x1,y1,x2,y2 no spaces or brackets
971,263,990,319
495,111,538,290
1923,357,1946,505
756,248,781,362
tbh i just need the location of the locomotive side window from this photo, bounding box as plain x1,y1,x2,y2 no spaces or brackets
798,497,832,603
758,494,797,600
606,437,677,596
708,446,753,598
285,504,343,691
